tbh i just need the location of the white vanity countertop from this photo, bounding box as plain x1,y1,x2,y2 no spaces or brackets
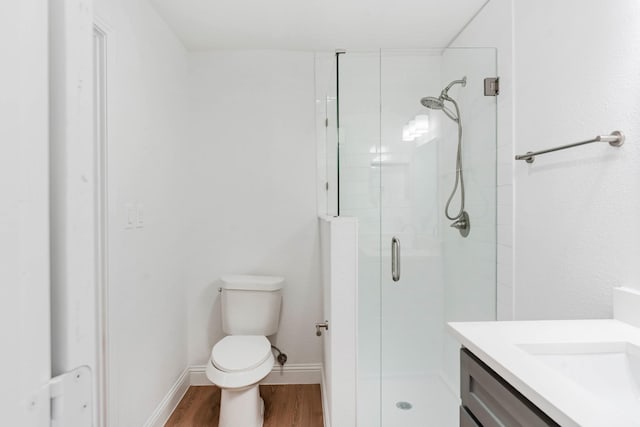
448,319,640,427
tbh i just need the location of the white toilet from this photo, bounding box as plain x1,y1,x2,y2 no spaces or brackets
206,275,284,427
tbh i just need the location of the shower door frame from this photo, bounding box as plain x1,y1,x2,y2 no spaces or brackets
332,47,499,427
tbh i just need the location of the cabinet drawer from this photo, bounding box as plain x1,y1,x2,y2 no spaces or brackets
460,348,559,427
460,406,481,427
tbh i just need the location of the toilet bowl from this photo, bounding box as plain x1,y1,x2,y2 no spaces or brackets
205,275,284,427
206,336,274,427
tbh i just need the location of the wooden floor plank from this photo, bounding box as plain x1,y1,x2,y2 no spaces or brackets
165,385,323,427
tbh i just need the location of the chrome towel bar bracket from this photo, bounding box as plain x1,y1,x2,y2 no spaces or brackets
515,130,625,163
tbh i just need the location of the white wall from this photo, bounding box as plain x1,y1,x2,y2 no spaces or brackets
93,0,190,425
455,0,640,320
512,0,640,319
0,2,51,425
186,50,322,367
450,0,515,320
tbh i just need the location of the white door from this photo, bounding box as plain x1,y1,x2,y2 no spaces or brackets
0,1,51,426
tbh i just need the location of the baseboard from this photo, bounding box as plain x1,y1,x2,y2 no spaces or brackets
189,365,210,386
143,367,190,427
320,366,331,427
189,363,322,386
264,363,322,384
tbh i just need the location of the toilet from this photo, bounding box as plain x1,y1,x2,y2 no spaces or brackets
206,275,284,427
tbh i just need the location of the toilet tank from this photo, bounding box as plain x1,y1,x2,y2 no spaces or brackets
220,275,284,335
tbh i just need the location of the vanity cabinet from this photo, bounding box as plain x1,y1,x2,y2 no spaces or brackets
459,348,560,427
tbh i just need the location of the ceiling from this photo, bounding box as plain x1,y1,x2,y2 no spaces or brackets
149,0,489,51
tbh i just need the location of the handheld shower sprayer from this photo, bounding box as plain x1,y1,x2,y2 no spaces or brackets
420,77,466,123
419,76,470,237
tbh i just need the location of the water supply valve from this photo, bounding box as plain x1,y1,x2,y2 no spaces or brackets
315,321,329,336
271,345,287,366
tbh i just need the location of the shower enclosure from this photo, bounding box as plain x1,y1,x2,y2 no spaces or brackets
317,48,497,426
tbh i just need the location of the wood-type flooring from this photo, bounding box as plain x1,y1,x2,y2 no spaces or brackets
165,385,324,427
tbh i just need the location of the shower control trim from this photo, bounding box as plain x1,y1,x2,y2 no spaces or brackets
451,211,471,238
391,236,401,282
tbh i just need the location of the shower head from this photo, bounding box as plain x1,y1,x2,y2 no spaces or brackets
421,95,458,122
420,96,445,110
419,76,467,122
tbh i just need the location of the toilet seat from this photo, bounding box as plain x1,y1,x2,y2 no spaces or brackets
206,335,275,389
212,335,271,372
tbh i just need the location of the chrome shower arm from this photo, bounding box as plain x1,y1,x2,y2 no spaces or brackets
441,76,467,97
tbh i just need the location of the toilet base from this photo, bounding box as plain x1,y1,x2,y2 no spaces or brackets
219,384,264,427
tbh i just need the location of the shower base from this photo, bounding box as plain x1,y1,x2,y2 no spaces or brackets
358,373,459,427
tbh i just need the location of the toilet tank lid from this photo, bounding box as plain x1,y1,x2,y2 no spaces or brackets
220,275,284,291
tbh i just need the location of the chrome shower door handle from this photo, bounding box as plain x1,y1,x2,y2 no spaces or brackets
391,236,400,282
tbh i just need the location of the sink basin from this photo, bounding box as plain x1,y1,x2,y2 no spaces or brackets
518,342,640,416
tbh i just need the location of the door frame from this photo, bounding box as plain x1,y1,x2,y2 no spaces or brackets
93,21,110,427
49,0,99,425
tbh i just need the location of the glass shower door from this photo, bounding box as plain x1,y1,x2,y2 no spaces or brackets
337,47,497,427
379,48,497,427
378,49,449,426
